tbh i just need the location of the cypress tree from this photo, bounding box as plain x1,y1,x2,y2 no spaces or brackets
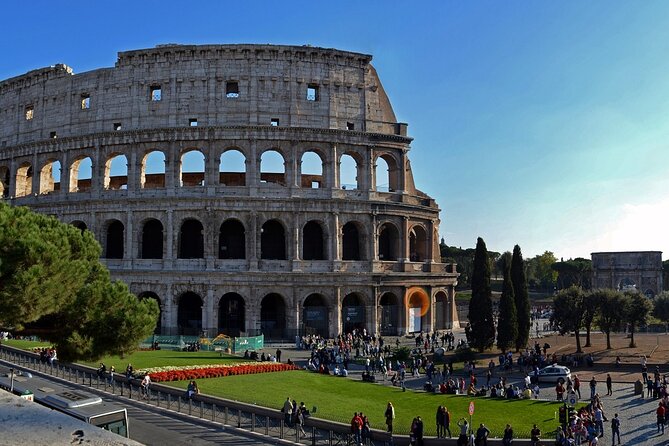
497,253,518,352
468,237,495,352
511,245,531,351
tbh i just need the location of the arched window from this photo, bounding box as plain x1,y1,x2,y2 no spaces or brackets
219,219,245,259
260,293,286,339
409,225,428,262
39,160,61,194
179,219,204,259
302,221,325,260
218,293,245,337
342,293,365,334
303,294,328,337
141,150,166,189
260,150,285,186
138,292,162,334
434,291,449,330
378,223,399,261
0,166,9,198
219,149,246,186
375,154,399,192
300,151,323,188
15,162,33,197
180,150,205,187
71,220,87,233
261,219,286,260
105,220,124,259
141,219,164,259
177,292,203,335
342,221,363,261
69,157,92,192
104,154,128,190
339,153,358,190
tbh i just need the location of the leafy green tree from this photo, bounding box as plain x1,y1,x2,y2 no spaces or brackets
552,258,593,290
582,291,600,347
534,251,558,292
624,292,653,348
0,203,159,361
511,245,530,351
652,292,669,334
551,286,585,353
468,237,495,352
496,253,517,352
594,289,626,349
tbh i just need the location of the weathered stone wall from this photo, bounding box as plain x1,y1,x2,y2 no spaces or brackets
591,251,663,297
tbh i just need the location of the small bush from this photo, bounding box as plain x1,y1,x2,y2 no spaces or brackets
453,347,476,363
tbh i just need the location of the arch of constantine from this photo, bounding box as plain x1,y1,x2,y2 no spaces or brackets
0,44,459,338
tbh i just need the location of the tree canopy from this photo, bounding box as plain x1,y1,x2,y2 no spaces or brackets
552,258,592,290
0,203,159,361
653,292,669,333
496,252,517,352
511,245,530,351
551,286,585,353
594,289,626,349
625,291,652,348
467,237,495,352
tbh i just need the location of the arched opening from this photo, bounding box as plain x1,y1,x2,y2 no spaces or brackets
69,156,92,193
219,149,246,186
180,150,205,187
141,150,166,189
261,219,286,260
407,287,430,333
260,293,286,340
380,293,399,336
104,154,128,190
177,292,203,336
0,166,9,198
302,294,328,337
342,221,364,261
300,151,323,188
138,292,162,334
618,277,637,292
105,220,124,259
339,153,358,190
342,293,366,334
645,289,656,299
375,154,399,192
219,219,245,259
39,160,61,194
409,225,428,262
15,162,33,198
378,223,399,261
218,293,245,337
71,220,87,233
302,221,325,260
260,150,285,186
141,219,164,259
434,291,449,330
179,219,204,259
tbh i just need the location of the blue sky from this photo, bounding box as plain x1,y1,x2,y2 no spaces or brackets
2,0,669,260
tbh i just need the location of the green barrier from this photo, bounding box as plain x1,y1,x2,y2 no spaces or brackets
140,334,263,353
233,334,264,353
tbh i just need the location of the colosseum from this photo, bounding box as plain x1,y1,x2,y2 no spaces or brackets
0,44,458,339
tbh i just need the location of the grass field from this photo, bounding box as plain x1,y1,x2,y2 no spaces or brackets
165,370,564,438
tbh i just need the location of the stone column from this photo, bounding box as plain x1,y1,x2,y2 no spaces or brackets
332,144,340,189
401,217,410,262
165,210,174,267
165,142,177,193
331,213,340,262
127,150,138,195
59,150,69,197
165,283,176,335
204,288,214,336
248,212,259,271
398,149,407,194
125,210,133,263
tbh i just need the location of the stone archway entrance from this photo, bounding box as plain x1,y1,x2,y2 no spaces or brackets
177,292,203,336
379,292,399,336
302,294,329,337
218,293,245,337
342,293,365,334
261,293,286,340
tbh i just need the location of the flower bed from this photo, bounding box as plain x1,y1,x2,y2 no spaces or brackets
138,362,299,382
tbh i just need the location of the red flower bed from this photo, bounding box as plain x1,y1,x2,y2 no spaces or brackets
149,363,300,382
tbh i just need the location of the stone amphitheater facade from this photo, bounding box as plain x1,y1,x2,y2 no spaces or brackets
0,44,458,339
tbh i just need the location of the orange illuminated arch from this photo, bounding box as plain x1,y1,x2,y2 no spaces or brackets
406,287,430,317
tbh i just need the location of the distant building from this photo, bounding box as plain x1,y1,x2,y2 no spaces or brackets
591,251,662,298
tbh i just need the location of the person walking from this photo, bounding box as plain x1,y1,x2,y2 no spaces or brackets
594,406,604,437
606,373,613,396
502,424,513,446
140,374,151,399
385,402,395,433
574,375,581,399
283,397,293,426
611,413,621,445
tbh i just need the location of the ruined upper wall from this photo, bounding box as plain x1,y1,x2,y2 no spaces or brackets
0,44,406,147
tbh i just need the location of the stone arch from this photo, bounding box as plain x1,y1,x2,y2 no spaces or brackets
300,150,324,188
69,156,92,193
407,287,430,333
177,292,203,336
302,293,329,337
379,292,400,336
141,150,166,189
339,152,360,190
178,218,204,259
39,159,61,195
342,293,366,334
218,292,246,337
342,220,366,261
15,162,33,198
104,153,128,190
71,220,88,232
375,153,400,192
140,218,164,259
618,277,637,292
104,219,124,259
645,289,656,299
303,220,326,260
434,290,450,330
180,149,205,187
219,219,246,259
138,291,162,334
261,219,286,260
0,166,9,198
260,293,286,340
219,148,246,186
409,224,428,262
260,149,285,186
378,222,400,261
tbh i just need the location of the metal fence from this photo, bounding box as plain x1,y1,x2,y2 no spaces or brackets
0,345,393,446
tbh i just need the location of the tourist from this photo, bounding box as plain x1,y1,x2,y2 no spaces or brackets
502,424,513,446
457,418,469,446
530,424,541,446
594,405,604,437
656,402,666,434
611,413,621,445
412,416,424,446
589,377,597,400
436,406,444,438
350,412,363,446
642,355,648,382
283,397,293,425
140,374,151,399
574,375,581,399
125,363,133,380
606,374,612,396
474,423,490,446
442,406,451,437
107,365,115,387
186,380,199,398
296,402,307,438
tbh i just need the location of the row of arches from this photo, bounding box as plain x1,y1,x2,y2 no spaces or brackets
80,217,430,262
1,147,402,198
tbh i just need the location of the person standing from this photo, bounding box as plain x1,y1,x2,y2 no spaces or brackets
283,397,293,426
140,374,151,399
436,406,444,438
414,416,424,446
502,424,513,446
657,403,666,434
475,423,490,446
107,365,115,387
606,373,613,396
443,406,451,438
351,412,363,446
574,375,581,399
276,348,282,363
385,402,395,433
641,355,648,382
590,376,597,400
457,418,469,446
594,406,604,437
530,424,541,446
611,413,621,445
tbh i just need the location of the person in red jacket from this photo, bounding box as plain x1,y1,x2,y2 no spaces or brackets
657,403,666,434
351,412,363,445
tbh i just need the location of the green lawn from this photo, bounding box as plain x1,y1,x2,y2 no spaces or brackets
2,339,52,350
166,370,564,438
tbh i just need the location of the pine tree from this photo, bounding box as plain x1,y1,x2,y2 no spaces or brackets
511,245,530,351
497,253,518,352
468,237,495,352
